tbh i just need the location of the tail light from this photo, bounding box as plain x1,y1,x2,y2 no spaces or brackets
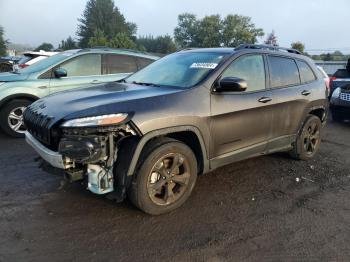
18,64,28,69
329,76,336,90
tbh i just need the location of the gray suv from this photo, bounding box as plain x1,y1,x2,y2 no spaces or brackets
24,44,328,215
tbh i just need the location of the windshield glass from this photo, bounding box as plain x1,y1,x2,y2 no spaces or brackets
125,52,228,88
16,50,79,74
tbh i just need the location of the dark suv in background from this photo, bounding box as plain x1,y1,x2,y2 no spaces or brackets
24,44,328,215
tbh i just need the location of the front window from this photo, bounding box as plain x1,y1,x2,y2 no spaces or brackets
125,52,228,88
59,54,101,77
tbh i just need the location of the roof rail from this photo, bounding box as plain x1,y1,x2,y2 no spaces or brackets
235,44,302,55
77,47,150,55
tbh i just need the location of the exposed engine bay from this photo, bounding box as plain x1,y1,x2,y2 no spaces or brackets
58,124,138,195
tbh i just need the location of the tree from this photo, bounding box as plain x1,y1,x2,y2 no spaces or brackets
291,41,305,53
0,26,7,56
87,29,109,47
109,32,136,49
174,13,199,48
196,15,222,47
174,13,264,48
35,42,54,51
58,36,77,50
77,0,137,48
137,35,177,54
264,30,278,45
222,15,264,47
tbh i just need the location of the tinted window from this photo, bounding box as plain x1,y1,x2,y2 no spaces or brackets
268,56,300,88
221,54,266,92
102,54,138,74
136,57,154,70
60,54,101,77
297,60,316,83
333,69,350,78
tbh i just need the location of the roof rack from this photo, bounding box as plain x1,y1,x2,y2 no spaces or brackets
235,44,302,55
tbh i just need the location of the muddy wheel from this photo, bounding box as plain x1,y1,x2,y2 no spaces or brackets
128,138,197,215
0,99,31,138
290,115,322,160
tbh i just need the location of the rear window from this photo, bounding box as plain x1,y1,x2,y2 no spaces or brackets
102,54,138,74
297,60,316,83
268,56,300,88
136,57,154,70
333,69,350,78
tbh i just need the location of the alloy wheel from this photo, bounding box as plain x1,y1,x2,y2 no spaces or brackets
7,106,26,134
147,153,191,206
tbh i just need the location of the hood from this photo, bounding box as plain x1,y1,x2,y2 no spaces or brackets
27,81,183,124
0,71,30,82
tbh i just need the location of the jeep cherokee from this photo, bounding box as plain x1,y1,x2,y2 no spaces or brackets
24,44,328,215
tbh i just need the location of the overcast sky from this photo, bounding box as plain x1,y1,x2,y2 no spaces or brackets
0,0,349,53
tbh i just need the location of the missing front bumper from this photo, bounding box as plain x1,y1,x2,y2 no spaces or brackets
25,131,67,169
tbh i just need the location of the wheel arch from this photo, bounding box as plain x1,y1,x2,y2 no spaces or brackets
0,93,39,109
127,126,209,177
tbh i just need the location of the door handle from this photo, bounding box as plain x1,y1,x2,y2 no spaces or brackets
258,97,272,103
301,90,311,96
91,80,100,84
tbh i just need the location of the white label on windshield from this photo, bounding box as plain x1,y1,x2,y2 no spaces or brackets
190,63,218,69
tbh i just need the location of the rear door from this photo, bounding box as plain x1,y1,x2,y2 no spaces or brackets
210,54,273,166
48,53,105,94
101,54,139,82
266,55,316,151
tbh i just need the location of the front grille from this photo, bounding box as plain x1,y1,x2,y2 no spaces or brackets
23,107,53,145
340,92,350,102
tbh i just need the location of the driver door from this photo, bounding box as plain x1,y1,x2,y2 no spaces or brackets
210,54,273,168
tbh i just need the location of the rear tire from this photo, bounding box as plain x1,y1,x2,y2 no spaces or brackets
0,99,32,138
128,138,197,215
289,115,322,160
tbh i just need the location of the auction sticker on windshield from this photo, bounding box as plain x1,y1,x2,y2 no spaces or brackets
190,63,218,69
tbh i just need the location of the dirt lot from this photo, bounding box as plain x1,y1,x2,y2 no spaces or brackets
0,119,350,262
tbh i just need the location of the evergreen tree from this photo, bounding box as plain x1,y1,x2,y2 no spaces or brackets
59,36,77,50
77,0,137,48
0,26,8,56
264,30,278,46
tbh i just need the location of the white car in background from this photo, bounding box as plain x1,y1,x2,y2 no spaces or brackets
13,50,58,70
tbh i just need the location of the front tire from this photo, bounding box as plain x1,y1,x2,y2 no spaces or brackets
290,115,322,160
0,99,31,138
128,138,198,215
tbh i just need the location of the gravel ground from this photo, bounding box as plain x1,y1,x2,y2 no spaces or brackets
0,119,349,262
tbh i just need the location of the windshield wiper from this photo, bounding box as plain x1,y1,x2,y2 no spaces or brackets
116,79,126,83
132,81,160,87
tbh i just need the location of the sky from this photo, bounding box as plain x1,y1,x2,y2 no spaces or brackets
0,0,349,54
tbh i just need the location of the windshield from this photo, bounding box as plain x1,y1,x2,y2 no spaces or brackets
125,52,228,88
16,50,79,74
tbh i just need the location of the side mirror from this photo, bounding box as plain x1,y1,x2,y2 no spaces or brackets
215,77,247,92
54,68,67,78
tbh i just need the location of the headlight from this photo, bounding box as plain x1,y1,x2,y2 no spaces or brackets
330,87,341,104
332,87,341,98
61,113,128,127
